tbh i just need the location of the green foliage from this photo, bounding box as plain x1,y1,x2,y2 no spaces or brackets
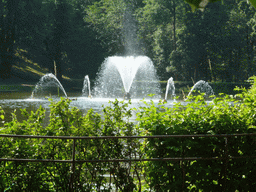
1,79,256,190
1,0,256,82
85,0,126,55
185,0,222,11
249,0,256,8
185,0,256,11
0,98,144,191
136,80,256,191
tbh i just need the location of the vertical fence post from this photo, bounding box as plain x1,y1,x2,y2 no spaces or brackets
181,138,185,191
223,137,228,191
70,139,76,192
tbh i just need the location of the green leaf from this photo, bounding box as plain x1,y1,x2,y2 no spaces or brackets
185,0,256,11
249,125,256,129
249,0,256,8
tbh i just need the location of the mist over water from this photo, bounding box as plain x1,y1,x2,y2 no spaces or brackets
122,1,141,56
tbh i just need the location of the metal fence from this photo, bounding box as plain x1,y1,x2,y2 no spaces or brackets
1,133,256,191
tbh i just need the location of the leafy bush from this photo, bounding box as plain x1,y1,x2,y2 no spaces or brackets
0,98,144,191
136,78,256,191
1,77,256,191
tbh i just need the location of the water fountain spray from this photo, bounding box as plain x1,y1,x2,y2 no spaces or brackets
187,80,214,98
93,56,161,99
164,77,175,102
82,75,92,98
31,73,68,98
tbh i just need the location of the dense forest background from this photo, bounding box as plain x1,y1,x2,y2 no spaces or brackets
0,0,255,83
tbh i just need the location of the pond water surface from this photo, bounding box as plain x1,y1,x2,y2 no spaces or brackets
0,91,177,127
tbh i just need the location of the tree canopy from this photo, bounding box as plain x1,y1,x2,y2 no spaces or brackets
0,0,255,83
186,0,256,11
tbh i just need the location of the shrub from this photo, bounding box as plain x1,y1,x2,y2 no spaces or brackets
0,98,144,191
135,78,256,191
1,77,256,191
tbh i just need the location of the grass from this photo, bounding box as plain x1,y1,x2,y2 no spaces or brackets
12,48,71,81
0,48,77,92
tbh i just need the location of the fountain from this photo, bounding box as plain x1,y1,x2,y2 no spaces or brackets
82,75,91,98
92,56,161,99
187,80,214,98
164,77,175,101
31,73,67,98
0,74,218,127
0,0,218,127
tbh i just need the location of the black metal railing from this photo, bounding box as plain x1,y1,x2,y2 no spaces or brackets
1,133,256,191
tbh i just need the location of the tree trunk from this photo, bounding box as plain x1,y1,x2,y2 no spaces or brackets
52,0,68,83
54,46,63,82
247,25,255,78
173,0,176,51
44,38,55,74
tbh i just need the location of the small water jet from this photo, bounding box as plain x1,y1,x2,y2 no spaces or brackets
187,80,214,98
82,75,92,98
164,77,175,101
31,73,67,98
93,56,161,99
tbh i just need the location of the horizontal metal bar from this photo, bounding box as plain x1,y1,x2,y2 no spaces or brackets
76,156,256,163
0,158,72,163
1,156,255,163
0,133,256,140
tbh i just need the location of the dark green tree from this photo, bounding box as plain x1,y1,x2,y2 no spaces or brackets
225,0,256,81
52,0,70,82
85,0,126,55
0,0,17,79
135,0,187,80
63,0,106,80
170,2,229,81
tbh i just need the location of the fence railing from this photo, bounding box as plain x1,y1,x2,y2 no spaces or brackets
1,133,256,191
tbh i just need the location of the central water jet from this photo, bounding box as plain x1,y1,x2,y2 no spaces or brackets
113,56,141,93
93,56,161,99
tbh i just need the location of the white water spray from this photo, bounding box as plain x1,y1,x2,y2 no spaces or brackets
93,56,161,99
31,73,67,98
82,75,91,97
164,77,175,101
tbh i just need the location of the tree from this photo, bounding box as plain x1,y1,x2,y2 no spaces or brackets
0,0,17,79
63,0,106,80
135,0,187,80
185,0,256,11
85,0,126,55
170,2,229,81
50,0,70,82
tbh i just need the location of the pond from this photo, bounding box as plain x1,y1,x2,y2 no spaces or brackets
0,91,178,127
